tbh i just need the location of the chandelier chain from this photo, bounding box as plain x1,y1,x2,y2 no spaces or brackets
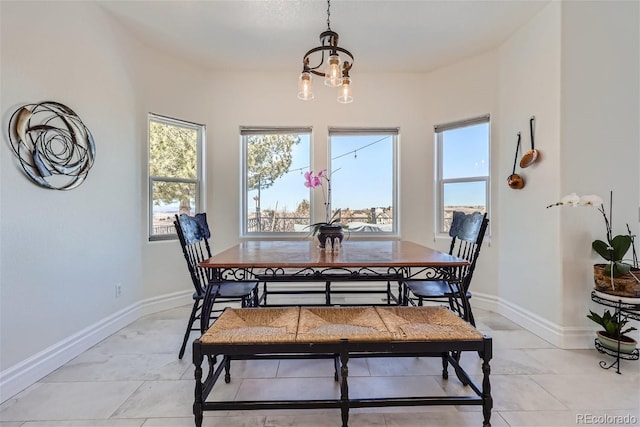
326,0,331,30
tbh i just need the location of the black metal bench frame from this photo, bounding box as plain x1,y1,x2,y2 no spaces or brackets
193,336,493,427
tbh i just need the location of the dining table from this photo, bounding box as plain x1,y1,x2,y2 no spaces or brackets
198,239,470,329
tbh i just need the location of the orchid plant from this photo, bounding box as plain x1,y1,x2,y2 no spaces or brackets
304,169,343,235
547,192,634,277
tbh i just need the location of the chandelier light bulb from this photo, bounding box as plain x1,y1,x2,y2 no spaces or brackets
297,72,314,100
324,54,343,87
337,76,353,104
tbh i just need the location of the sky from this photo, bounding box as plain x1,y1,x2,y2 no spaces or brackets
247,123,489,214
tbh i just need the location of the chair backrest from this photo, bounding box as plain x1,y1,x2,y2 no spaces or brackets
448,211,489,292
174,213,213,297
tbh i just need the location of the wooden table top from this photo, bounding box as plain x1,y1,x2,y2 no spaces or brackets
199,240,468,269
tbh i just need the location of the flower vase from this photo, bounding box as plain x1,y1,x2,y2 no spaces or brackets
593,264,640,298
317,225,344,249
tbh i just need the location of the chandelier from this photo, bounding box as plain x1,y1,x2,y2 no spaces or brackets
297,0,354,103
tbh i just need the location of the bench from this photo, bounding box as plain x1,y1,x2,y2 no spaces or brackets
193,306,493,427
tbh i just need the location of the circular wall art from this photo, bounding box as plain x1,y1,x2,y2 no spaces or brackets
7,101,96,190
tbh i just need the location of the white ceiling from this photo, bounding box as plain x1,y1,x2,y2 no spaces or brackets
98,0,549,74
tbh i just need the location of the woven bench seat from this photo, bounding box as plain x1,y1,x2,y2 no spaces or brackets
193,306,492,427
297,307,392,342
200,307,299,344
376,306,484,341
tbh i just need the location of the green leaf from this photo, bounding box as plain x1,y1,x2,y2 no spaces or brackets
610,235,632,261
592,240,614,261
587,310,604,325
592,235,632,262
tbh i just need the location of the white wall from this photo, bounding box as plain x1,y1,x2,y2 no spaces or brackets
497,1,563,330
495,0,639,346
0,1,213,401
559,1,639,328
421,52,499,299
1,0,141,371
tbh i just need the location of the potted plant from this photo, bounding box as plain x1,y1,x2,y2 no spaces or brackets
587,309,638,353
547,192,639,297
304,169,347,248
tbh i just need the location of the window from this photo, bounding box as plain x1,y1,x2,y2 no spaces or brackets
241,128,312,235
148,114,204,240
435,116,490,234
329,128,399,235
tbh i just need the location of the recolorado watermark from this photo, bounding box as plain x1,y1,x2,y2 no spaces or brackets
576,413,638,425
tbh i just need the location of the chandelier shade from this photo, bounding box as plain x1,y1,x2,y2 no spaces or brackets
298,0,354,103
337,76,353,104
297,71,314,100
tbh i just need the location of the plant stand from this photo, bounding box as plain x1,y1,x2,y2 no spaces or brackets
590,290,640,374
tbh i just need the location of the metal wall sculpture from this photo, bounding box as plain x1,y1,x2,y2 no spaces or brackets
7,101,96,190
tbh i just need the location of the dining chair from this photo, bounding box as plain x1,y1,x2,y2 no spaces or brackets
174,213,259,359
403,211,489,326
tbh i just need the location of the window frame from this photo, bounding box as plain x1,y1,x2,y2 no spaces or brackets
435,115,490,237
240,126,313,238
148,113,205,241
328,127,400,238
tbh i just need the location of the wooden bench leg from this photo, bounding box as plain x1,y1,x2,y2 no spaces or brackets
482,354,492,426
339,348,350,427
193,343,204,427
224,356,231,383
441,352,449,379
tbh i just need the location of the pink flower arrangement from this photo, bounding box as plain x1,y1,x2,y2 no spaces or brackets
304,169,341,233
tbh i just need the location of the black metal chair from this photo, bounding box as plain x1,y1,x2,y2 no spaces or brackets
174,213,259,359
403,211,489,326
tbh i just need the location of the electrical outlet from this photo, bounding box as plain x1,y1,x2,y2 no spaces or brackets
115,283,122,298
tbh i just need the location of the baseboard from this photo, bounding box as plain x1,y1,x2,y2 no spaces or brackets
472,291,594,349
0,290,191,403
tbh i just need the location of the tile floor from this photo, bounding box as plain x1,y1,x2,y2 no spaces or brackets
1,294,639,427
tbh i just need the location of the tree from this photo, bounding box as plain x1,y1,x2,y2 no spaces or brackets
247,134,300,191
296,199,310,217
149,121,197,211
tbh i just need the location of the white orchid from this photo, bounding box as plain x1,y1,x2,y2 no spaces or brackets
561,192,581,207
547,191,634,277
547,192,580,208
580,194,604,207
